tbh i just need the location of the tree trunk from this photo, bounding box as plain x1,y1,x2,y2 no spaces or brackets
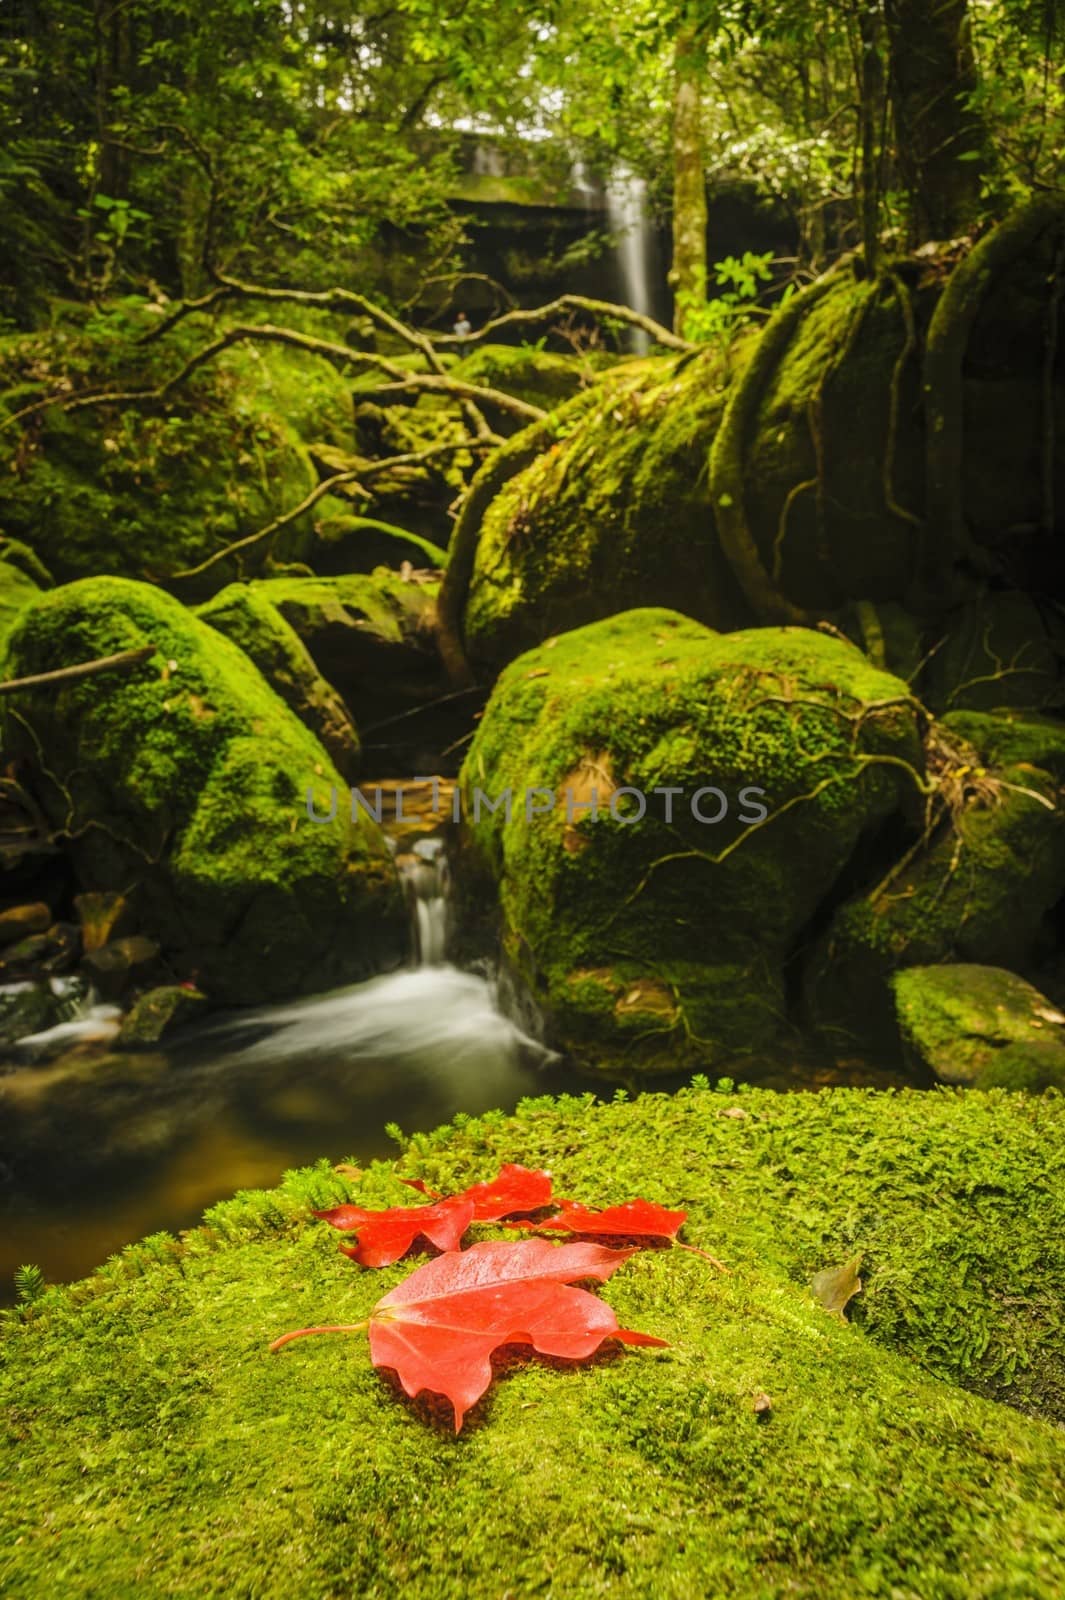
857,3,885,271
670,24,708,337
883,0,986,243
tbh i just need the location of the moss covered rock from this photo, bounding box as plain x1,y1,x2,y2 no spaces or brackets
115,984,208,1049
462,352,754,669
196,583,361,780
0,308,354,591
2,1084,1064,1599
0,577,405,1004
805,712,1065,1053
893,963,1065,1090
249,568,445,733
460,608,923,1073
0,536,51,653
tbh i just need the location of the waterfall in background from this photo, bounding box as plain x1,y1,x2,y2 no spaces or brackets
605,168,653,354
397,836,449,967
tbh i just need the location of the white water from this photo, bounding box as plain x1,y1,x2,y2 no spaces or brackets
605,168,653,354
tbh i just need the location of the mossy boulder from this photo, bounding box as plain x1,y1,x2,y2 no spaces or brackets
196,583,361,780
0,308,354,592
893,963,1065,1090
805,712,1065,1053
462,352,754,669
449,341,599,423
460,608,924,1073
2,1085,1064,1599
249,568,445,735
0,577,405,1004
0,536,51,653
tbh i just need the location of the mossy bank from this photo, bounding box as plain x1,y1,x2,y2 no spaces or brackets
3,1084,1064,1599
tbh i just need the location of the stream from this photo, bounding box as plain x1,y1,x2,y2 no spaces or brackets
0,829,570,1301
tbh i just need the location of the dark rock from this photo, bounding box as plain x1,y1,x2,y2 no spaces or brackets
0,902,51,948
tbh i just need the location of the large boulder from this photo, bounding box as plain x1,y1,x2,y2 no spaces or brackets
459,608,924,1073
804,710,1065,1052
462,352,752,670
196,583,361,780
893,963,1065,1091
0,577,405,1004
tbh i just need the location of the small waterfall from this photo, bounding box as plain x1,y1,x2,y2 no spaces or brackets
605,168,653,354
396,837,449,967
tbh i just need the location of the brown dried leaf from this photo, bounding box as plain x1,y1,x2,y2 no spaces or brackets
811,1255,863,1319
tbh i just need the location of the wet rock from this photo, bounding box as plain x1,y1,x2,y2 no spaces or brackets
73,891,136,954
116,985,208,1048
893,964,1065,1091
0,902,51,947
83,935,161,998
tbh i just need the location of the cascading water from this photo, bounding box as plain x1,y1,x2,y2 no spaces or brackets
396,836,449,967
0,800,564,1296
605,168,653,354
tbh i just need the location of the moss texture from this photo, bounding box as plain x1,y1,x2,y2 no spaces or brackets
0,536,51,653
196,583,361,780
460,608,923,1073
806,711,1065,1052
0,577,405,1003
893,963,1065,1090
0,306,354,591
2,1084,1065,1600
463,351,755,669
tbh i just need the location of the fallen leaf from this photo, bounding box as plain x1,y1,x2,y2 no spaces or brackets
368,1238,665,1430
314,1194,476,1268
811,1255,863,1318
402,1163,553,1222
531,1198,687,1242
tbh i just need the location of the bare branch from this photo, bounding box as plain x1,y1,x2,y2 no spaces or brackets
0,647,155,696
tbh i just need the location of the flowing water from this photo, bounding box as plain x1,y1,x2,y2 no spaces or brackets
605,168,654,353
0,824,570,1301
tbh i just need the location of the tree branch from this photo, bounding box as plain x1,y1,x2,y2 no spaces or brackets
0,647,155,696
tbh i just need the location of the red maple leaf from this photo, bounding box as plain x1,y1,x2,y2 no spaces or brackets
402,1162,553,1221
271,1237,666,1431
313,1194,476,1268
532,1198,687,1241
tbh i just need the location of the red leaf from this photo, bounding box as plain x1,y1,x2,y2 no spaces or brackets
313,1194,476,1268
531,1198,687,1242
368,1238,666,1430
403,1162,553,1221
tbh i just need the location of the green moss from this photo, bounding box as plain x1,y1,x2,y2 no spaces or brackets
2,1085,1064,1599
940,707,1065,778
463,350,756,668
0,537,50,653
0,577,405,1003
892,963,1065,1090
449,342,602,414
251,568,437,652
807,715,1065,1052
461,609,923,1073
196,583,361,780
0,308,355,591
